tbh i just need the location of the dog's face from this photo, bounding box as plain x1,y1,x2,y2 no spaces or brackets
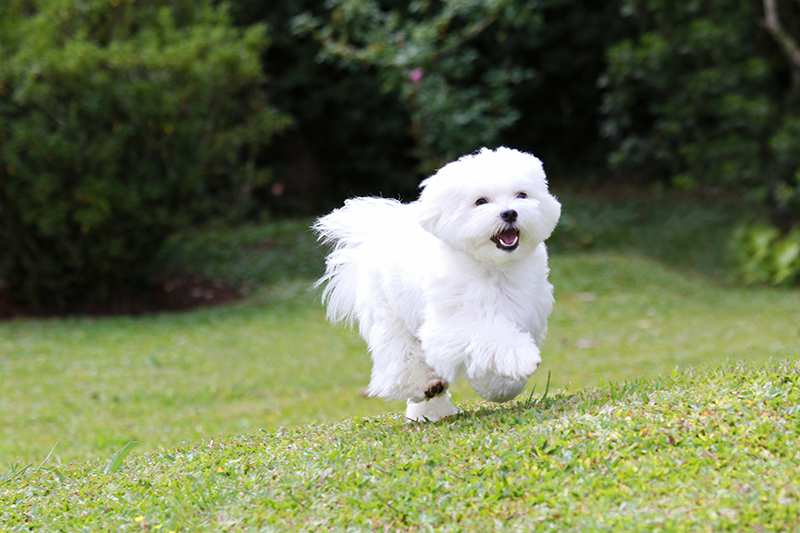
417,147,561,264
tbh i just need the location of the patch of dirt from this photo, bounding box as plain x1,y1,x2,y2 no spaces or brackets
0,276,242,320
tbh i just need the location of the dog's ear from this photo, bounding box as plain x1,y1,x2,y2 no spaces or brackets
536,193,562,242
416,175,443,236
416,194,443,236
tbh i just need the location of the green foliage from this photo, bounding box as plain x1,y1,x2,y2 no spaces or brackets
247,0,622,181
733,223,800,285
155,219,326,289
0,0,289,307
601,0,776,188
601,0,800,279
769,115,800,217
501,1,628,171
230,0,417,209
551,192,744,278
2,360,799,529
287,0,542,173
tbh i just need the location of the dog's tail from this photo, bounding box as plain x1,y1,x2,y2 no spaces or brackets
312,197,405,324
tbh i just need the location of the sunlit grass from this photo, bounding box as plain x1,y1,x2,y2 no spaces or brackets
3,360,798,529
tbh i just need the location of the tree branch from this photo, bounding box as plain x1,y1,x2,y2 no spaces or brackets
763,0,800,70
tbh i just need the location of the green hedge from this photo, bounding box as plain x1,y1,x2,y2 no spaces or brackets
599,0,800,283
231,0,624,205
601,0,776,188
0,0,289,308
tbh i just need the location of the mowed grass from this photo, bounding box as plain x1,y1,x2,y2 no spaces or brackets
1,191,798,470
3,360,799,530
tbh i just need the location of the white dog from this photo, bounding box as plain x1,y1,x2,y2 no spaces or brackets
314,147,561,421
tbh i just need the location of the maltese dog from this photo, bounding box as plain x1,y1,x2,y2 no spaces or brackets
314,147,561,421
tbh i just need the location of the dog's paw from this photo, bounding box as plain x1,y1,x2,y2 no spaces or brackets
515,346,541,377
405,393,461,423
468,340,540,380
424,378,448,399
511,345,541,378
468,372,528,403
500,340,540,378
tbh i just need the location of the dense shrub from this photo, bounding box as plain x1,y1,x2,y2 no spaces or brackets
230,0,417,211
294,0,540,173
769,114,800,226
288,0,625,175
500,1,629,174
601,0,777,188
4,0,800,304
733,224,800,285
600,0,800,284
0,0,289,307
229,0,624,209
601,1,800,200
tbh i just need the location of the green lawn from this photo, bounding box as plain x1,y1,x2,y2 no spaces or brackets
1,191,798,472
3,360,798,530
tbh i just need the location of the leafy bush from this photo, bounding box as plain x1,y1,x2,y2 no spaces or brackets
288,0,540,173
601,0,776,188
230,0,417,211
732,224,800,285
601,0,800,284
769,115,800,223
501,1,628,172
289,0,626,175
0,0,289,307
230,0,624,201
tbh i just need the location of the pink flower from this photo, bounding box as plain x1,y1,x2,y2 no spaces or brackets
409,67,424,85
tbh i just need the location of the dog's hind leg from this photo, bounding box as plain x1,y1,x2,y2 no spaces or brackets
364,321,437,399
364,322,458,421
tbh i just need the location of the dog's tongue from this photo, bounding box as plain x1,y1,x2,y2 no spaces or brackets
498,228,518,246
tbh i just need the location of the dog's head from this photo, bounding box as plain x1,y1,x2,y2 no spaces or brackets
417,147,560,264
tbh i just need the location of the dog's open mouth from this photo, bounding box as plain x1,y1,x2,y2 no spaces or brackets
491,227,520,251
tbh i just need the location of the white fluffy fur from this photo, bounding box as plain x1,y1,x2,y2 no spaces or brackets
314,147,561,420
405,393,462,423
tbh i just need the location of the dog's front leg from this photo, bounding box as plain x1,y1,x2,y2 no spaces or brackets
465,316,541,381
420,313,541,384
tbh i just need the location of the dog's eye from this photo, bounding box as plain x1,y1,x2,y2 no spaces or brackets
474,197,488,206
515,192,528,199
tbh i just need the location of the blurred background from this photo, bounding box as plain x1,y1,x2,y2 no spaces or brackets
1,0,799,466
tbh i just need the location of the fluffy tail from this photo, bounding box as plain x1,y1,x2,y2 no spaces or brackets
313,197,404,324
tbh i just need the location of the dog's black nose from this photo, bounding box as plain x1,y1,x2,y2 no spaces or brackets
500,209,518,223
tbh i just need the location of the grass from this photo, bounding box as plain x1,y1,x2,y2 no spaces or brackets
2,360,799,529
1,192,798,470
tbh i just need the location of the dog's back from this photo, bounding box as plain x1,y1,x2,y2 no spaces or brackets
313,198,428,330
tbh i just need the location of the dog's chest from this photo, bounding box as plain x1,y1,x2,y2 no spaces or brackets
487,276,541,327
438,273,542,330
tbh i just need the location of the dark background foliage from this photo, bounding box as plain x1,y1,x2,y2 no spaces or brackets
244,0,630,207
2,0,800,308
